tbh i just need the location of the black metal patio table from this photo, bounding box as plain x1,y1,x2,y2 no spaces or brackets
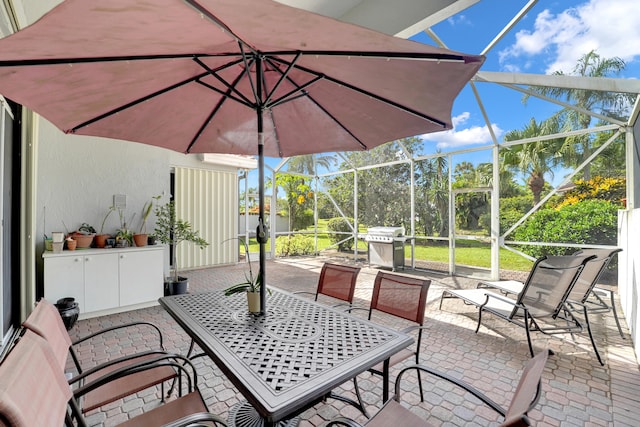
159,288,413,427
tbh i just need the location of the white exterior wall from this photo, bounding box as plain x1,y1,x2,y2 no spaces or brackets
618,209,640,358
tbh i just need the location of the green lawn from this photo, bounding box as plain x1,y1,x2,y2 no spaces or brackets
245,223,533,272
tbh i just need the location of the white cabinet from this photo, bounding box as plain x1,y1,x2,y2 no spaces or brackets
118,249,164,307
43,246,164,318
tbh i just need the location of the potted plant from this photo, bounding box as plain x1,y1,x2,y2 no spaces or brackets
223,238,267,313
72,223,96,248
115,208,135,247
95,205,116,248
133,196,158,247
153,199,208,295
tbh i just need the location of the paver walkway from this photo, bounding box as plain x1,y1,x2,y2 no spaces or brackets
71,256,640,426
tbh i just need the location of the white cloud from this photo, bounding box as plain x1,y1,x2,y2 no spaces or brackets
420,112,503,149
499,0,640,74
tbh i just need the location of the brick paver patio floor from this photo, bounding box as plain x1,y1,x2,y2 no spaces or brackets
71,256,640,426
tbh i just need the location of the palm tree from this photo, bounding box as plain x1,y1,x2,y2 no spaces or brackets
525,50,633,180
502,117,563,205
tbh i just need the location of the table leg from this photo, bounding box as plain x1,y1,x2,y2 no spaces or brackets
382,359,391,402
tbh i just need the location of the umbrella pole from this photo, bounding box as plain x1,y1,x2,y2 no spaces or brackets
256,56,267,315
257,130,266,315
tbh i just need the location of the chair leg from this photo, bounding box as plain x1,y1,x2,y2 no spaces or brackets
608,291,625,339
583,306,605,366
523,311,535,358
417,369,424,402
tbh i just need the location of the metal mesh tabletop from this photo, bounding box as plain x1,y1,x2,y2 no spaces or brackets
160,289,412,425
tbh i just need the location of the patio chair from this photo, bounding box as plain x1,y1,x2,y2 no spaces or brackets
0,329,227,427
440,254,593,360
294,262,361,309
353,271,431,410
22,299,182,413
327,349,550,427
476,248,623,365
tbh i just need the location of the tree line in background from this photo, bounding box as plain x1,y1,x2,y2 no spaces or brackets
242,51,633,259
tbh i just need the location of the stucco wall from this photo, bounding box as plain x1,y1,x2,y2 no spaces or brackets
35,118,239,290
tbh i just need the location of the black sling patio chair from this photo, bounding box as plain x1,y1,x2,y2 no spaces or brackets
440,254,594,360
475,248,623,365
327,349,551,427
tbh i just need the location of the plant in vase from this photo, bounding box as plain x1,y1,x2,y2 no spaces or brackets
71,223,96,248
223,238,269,313
95,205,116,248
133,196,158,247
115,208,135,248
152,199,208,295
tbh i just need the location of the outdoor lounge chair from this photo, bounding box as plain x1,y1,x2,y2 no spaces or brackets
294,262,362,309
352,271,431,412
327,349,550,427
476,248,623,365
0,329,227,427
440,254,594,360
22,299,183,413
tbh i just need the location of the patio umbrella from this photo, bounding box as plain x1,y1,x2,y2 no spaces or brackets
0,0,484,313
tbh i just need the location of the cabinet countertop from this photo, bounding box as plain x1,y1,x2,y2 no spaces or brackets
42,245,165,258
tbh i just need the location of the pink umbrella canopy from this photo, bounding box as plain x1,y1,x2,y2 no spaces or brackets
0,0,484,312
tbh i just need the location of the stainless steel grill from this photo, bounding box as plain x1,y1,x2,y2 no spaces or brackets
364,226,406,271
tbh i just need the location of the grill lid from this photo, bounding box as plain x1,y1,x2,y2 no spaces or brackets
366,226,405,237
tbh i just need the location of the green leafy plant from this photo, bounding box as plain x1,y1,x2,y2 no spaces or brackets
99,206,116,235
78,223,96,234
223,237,267,296
138,195,160,234
153,199,208,283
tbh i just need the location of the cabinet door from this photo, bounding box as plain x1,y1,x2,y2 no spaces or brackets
83,253,119,313
119,249,164,306
44,256,85,312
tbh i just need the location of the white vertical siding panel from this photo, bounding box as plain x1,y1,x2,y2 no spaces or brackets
174,167,238,271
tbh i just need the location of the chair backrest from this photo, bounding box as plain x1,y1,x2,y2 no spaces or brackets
369,271,431,325
514,255,594,319
22,299,72,370
568,248,622,303
316,263,361,304
501,350,549,426
0,330,72,427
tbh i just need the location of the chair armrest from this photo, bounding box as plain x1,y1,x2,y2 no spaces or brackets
394,364,507,417
72,321,166,350
159,411,228,427
73,354,198,399
326,417,366,427
68,350,187,386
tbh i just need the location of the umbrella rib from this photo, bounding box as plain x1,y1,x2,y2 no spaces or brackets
192,56,255,107
186,61,252,153
263,50,470,62
0,53,242,67
263,52,302,106
270,56,448,128
70,71,210,133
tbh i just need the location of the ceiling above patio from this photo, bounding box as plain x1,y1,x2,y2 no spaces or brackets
276,0,478,38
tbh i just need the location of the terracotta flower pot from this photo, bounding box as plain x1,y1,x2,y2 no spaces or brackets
95,234,109,248
133,234,148,247
65,239,77,251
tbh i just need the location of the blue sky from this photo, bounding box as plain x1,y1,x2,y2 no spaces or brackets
416,0,639,155
253,0,639,189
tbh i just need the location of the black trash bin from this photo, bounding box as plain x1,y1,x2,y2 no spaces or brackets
55,297,79,330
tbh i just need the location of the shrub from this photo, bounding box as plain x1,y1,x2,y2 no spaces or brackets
275,234,315,257
512,199,618,258
326,217,355,251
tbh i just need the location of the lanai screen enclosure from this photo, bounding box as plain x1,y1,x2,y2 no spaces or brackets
0,0,483,312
